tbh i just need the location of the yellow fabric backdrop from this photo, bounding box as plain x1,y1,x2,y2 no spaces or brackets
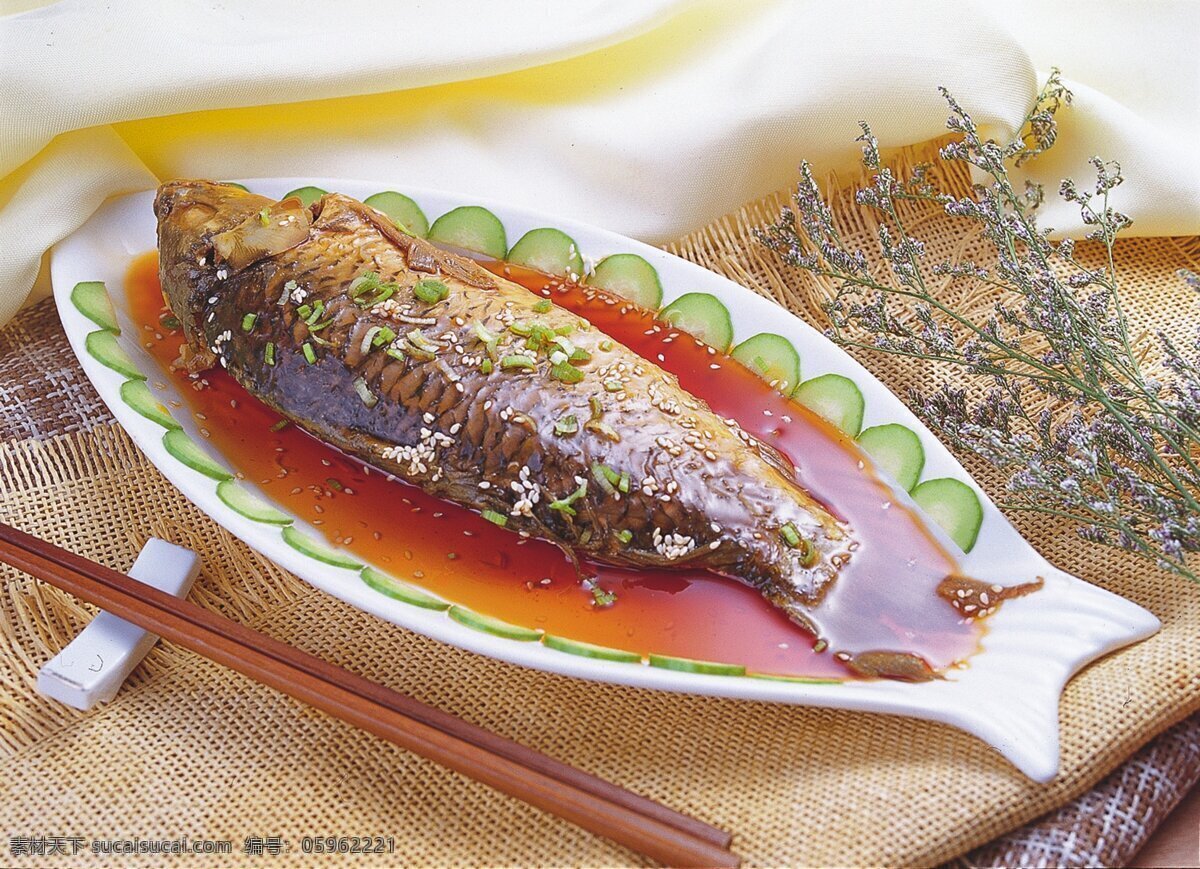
2,0,1198,319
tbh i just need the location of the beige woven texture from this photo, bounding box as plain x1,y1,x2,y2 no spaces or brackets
1,146,1198,867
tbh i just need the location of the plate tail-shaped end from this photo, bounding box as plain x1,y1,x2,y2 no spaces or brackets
937,566,1160,782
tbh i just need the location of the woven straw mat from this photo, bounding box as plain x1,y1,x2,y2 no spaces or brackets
0,145,1198,867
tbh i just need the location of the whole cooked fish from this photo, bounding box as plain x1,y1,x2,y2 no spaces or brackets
155,180,855,632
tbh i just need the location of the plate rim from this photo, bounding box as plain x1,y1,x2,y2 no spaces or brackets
48,178,1162,781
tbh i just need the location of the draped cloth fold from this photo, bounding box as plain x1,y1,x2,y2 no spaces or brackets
2,0,1197,323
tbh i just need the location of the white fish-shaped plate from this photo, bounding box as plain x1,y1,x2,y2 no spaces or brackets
51,179,1159,782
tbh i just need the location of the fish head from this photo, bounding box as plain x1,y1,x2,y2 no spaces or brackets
155,180,313,370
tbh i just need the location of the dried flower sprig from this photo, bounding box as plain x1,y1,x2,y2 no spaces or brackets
758,70,1200,581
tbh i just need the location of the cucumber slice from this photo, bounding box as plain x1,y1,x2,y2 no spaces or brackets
364,191,429,237
360,566,449,611
585,254,663,308
281,524,364,569
857,423,925,492
281,186,326,207
749,673,842,685
507,228,584,278
220,181,249,192
216,480,293,526
71,281,118,332
647,654,746,676
731,333,801,394
428,206,507,259
448,606,541,641
794,373,865,436
911,477,984,553
543,635,642,663
119,380,179,429
162,430,232,481
657,293,734,352
85,331,144,380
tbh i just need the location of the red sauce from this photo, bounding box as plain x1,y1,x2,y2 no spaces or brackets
127,251,980,678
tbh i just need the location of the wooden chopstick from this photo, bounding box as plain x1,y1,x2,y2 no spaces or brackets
0,522,738,867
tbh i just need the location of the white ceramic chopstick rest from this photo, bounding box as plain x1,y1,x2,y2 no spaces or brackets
36,538,201,710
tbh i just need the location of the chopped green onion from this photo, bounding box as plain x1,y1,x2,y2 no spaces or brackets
569,348,591,364
353,377,377,408
359,283,396,306
548,479,588,516
618,472,630,494
798,538,818,568
529,324,556,348
385,347,407,362
589,396,603,419
603,379,623,392
348,272,380,298
550,361,584,383
413,279,449,304
590,463,616,495
484,336,500,360
309,334,332,347
481,510,508,527
372,325,396,347
590,584,616,607
326,477,344,491
270,419,289,432
553,414,579,436
264,341,275,366
407,330,440,354
241,313,257,332
473,322,498,343
509,322,533,337
617,529,632,544
480,358,494,374
304,300,325,325
585,420,621,442
780,523,801,548
599,339,614,352
532,299,551,313
361,326,383,354
258,207,270,227
302,343,316,364
296,303,312,320
500,354,535,370
554,324,574,336
307,317,334,332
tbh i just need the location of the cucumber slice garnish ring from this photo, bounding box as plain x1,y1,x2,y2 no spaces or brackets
793,373,866,437
911,477,984,552
586,254,663,308
162,430,233,481
281,525,363,568
448,606,541,641
657,293,734,352
360,566,449,610
507,228,585,278
71,281,119,333
647,654,746,676
543,635,642,663
731,333,801,395
281,186,327,207
119,380,179,430
364,191,429,238
86,331,144,380
217,480,293,526
857,423,925,492
428,206,508,259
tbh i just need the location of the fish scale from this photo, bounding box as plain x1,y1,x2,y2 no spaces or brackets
155,180,855,633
